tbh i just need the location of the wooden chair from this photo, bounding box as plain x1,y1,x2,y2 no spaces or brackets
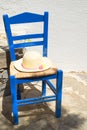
3,12,63,125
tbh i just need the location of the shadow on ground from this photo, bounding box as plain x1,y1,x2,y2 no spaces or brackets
1,82,86,130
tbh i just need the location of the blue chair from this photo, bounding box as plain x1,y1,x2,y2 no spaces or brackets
3,12,63,125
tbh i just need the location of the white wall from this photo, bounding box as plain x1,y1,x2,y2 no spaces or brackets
0,0,87,72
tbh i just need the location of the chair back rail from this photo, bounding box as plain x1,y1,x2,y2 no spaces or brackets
3,12,48,61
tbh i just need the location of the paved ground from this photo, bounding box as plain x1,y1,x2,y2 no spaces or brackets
0,72,87,130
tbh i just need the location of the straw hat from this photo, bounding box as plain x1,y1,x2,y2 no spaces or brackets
13,51,52,72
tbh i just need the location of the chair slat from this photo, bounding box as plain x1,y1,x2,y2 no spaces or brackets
12,33,43,41
9,12,44,24
14,41,43,49
17,95,56,106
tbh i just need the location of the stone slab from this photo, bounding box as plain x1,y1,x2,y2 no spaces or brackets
0,48,10,69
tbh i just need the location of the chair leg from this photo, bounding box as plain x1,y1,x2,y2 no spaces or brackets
17,84,21,100
10,76,19,125
56,70,63,118
42,80,46,96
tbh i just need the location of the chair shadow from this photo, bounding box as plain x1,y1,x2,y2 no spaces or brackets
2,80,54,124
1,81,86,130
1,82,55,123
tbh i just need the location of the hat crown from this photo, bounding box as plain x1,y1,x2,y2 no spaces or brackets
22,51,42,69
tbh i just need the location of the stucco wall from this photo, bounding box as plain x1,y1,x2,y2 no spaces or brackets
0,0,87,72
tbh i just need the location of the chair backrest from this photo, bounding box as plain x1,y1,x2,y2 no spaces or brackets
3,12,48,61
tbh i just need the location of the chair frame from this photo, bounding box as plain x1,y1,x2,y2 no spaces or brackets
3,12,63,125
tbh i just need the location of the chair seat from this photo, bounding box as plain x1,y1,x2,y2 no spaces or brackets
10,62,58,78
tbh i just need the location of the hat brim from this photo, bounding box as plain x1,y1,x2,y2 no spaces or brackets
13,57,52,72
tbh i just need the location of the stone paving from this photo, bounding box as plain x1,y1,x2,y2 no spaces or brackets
0,72,87,130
